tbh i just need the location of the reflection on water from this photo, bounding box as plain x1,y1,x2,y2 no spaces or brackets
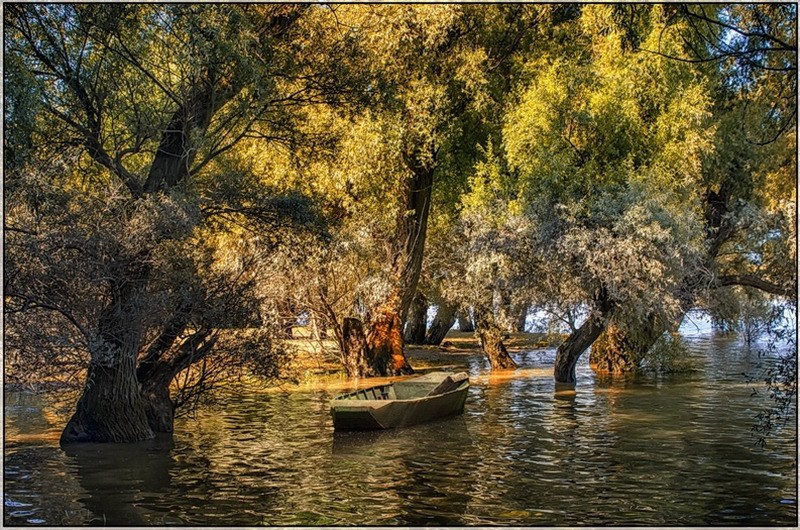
4,335,797,526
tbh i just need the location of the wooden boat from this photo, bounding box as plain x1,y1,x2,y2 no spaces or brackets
330,371,470,431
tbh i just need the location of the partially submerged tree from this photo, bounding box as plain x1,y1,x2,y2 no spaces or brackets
503,5,720,383
588,3,798,374
304,4,554,376
4,4,334,442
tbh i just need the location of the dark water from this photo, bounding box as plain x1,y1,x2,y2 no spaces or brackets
4,335,797,526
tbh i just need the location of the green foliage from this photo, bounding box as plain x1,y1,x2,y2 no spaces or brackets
3,4,796,398
639,333,694,374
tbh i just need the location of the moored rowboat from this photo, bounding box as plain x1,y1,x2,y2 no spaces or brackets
330,371,469,431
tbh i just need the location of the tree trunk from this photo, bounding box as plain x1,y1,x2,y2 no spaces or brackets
457,311,475,332
553,291,614,384
341,317,371,378
589,323,642,374
425,303,457,345
364,158,434,375
513,302,530,332
366,299,414,376
474,308,517,370
140,384,174,434
61,358,153,444
403,292,428,345
478,326,517,370
138,329,217,433
61,261,155,444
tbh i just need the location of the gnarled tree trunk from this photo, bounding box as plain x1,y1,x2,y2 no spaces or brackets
474,308,517,371
341,317,372,377
364,158,435,376
341,313,411,378
425,303,457,345
403,292,428,345
553,289,614,384
61,273,153,444
478,326,517,370
366,295,414,376
61,358,154,444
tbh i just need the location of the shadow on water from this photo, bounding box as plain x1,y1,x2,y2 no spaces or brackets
331,415,470,455
61,434,178,525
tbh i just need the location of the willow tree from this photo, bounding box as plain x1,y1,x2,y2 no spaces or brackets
350,4,577,371
3,4,341,443
297,4,544,376
503,5,723,383
589,3,797,372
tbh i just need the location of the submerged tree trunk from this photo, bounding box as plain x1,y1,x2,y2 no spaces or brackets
61,358,154,444
61,260,156,444
425,303,457,346
474,308,517,370
457,311,475,332
554,289,614,384
478,326,517,370
403,292,428,345
589,323,643,374
136,328,217,433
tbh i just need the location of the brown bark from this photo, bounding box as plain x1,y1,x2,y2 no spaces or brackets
554,289,614,384
363,158,435,375
61,359,153,444
341,317,371,378
394,163,434,321
425,303,457,345
478,326,517,370
474,308,517,371
61,259,155,444
366,299,414,376
403,292,428,345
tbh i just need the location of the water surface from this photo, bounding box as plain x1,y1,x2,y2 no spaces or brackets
4,335,797,526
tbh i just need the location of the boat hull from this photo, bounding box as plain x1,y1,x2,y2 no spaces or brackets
331,373,469,431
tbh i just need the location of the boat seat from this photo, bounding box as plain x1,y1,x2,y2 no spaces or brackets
425,372,468,396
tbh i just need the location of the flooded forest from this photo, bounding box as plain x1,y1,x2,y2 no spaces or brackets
4,3,797,527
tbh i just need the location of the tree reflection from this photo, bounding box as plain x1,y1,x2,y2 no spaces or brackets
62,434,175,525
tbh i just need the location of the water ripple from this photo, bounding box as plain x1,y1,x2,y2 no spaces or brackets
4,337,797,526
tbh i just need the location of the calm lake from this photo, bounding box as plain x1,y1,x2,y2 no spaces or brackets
4,333,797,526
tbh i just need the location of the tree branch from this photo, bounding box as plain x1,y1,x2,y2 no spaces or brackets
717,274,796,299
